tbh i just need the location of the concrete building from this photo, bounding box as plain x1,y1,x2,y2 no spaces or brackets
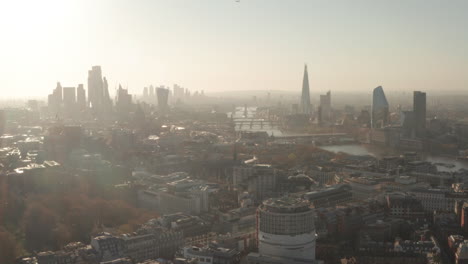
233,164,277,202
256,197,316,262
303,184,352,208
409,188,468,212
182,245,240,264
456,240,468,264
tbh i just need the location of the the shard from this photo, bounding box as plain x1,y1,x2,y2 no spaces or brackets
300,64,311,115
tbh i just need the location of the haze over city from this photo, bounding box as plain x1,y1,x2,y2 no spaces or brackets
1,0,467,97
4,1,468,264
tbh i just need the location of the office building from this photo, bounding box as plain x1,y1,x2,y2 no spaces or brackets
156,87,169,110
319,90,331,123
371,86,389,128
173,84,185,102
414,91,426,138
233,164,277,202
76,84,86,110
62,87,76,110
300,64,311,115
116,85,132,113
88,66,103,109
48,82,63,113
87,66,111,114
256,197,316,262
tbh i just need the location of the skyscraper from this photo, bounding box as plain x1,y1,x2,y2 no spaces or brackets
300,64,311,115
76,84,86,110
116,84,132,113
87,66,112,115
319,90,331,123
48,82,63,113
62,87,76,109
414,91,426,138
156,87,169,110
103,77,111,107
87,66,103,109
371,86,389,128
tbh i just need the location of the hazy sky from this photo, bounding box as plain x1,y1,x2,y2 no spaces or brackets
1,0,467,97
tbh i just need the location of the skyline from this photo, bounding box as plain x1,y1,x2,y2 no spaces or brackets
1,0,468,97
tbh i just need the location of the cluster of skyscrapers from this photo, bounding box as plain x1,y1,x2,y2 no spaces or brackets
141,84,198,107
371,86,427,139
47,66,134,119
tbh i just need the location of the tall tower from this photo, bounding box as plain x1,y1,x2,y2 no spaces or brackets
413,91,426,138
156,87,169,110
300,64,311,115
76,84,86,110
371,86,389,128
87,66,103,109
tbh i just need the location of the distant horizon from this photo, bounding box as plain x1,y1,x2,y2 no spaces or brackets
1,0,467,97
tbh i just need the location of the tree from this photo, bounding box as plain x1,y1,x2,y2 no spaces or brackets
0,228,20,264
23,202,58,251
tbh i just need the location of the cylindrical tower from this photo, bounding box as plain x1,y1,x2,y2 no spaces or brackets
257,197,316,261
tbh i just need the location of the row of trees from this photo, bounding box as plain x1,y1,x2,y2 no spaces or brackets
0,173,158,263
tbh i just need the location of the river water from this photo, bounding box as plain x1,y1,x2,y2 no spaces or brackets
232,106,468,172
320,144,468,172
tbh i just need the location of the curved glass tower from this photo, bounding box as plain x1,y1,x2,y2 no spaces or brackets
371,86,389,128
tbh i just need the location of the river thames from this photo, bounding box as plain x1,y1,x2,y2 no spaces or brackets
232,106,468,172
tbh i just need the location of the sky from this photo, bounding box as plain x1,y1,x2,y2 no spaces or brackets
0,0,467,98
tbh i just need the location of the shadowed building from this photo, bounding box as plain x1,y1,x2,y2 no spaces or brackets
414,91,426,138
156,87,169,110
371,86,389,128
319,91,331,123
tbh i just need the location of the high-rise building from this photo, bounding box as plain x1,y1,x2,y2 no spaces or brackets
88,66,103,109
319,91,331,123
156,87,169,109
76,84,86,110
252,197,316,263
87,66,112,115
414,91,426,138
116,84,132,113
300,64,311,115
63,87,76,106
103,77,112,108
173,84,185,102
143,87,148,98
48,82,63,113
62,87,76,115
371,86,389,128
